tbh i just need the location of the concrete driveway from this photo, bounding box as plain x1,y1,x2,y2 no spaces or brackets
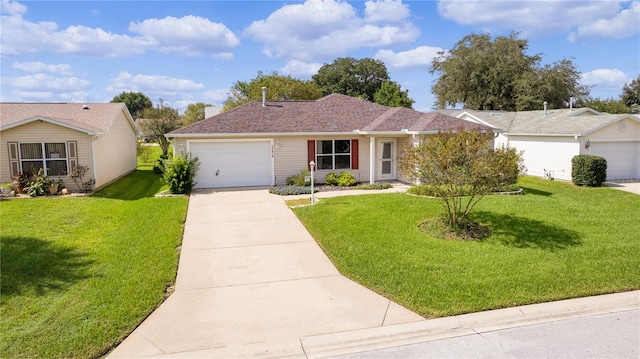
108,188,423,358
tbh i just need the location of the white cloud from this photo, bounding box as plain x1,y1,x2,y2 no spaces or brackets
280,60,322,77
107,71,204,94
129,15,240,56
374,46,444,70
581,68,628,92
1,73,90,91
0,0,27,15
244,0,419,60
569,1,640,41
202,89,230,104
437,0,622,37
0,2,239,58
364,0,410,23
12,61,74,75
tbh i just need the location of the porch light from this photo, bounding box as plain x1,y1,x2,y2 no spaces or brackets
309,161,315,205
585,139,590,149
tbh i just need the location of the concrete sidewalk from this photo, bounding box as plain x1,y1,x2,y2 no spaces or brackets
109,187,639,358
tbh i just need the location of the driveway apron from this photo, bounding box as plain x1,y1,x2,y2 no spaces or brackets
108,189,423,358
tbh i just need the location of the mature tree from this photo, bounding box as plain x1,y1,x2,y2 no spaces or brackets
373,81,415,108
139,106,181,156
620,75,640,112
181,103,212,126
223,71,322,111
313,57,390,101
398,129,524,232
515,59,590,110
582,98,632,114
431,32,589,111
111,91,153,119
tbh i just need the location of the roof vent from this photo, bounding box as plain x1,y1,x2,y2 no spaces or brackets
543,101,548,115
82,104,89,110
262,87,267,107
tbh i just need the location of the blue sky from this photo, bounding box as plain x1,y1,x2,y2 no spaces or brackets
1,0,639,112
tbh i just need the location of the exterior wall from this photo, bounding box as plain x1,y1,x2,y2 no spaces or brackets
0,121,93,192
507,136,579,181
274,135,371,185
92,110,137,188
583,119,640,179
584,118,640,143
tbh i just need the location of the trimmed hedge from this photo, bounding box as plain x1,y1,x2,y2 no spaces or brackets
572,154,607,187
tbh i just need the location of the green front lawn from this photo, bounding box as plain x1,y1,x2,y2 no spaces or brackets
293,177,640,317
0,169,188,358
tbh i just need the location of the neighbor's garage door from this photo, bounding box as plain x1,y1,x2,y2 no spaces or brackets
590,141,640,180
190,141,273,188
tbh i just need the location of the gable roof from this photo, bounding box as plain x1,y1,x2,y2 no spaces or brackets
0,102,135,134
169,94,493,137
441,108,640,136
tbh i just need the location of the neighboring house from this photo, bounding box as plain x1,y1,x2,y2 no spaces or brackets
441,108,640,181
166,93,494,188
0,102,138,191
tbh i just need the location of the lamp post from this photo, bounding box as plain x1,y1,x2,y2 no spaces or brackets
309,161,315,205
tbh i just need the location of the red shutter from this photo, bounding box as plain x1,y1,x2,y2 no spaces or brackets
307,140,315,170
351,139,359,169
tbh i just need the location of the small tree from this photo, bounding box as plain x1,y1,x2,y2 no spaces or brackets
163,154,200,194
139,107,181,156
399,129,524,229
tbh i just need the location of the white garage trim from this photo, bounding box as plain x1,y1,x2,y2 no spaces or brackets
588,141,640,180
187,139,274,188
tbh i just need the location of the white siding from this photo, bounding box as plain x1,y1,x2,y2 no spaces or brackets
584,119,640,180
508,136,580,181
92,110,137,188
0,121,93,192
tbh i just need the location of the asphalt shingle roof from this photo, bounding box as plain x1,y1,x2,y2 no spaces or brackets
0,102,129,133
170,94,494,135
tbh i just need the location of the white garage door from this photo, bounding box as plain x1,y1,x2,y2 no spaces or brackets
190,141,273,188
590,141,640,180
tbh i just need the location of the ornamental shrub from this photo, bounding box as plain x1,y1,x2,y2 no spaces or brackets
163,153,200,194
355,182,393,190
336,172,356,186
153,154,169,174
572,155,607,187
325,172,339,186
286,168,310,186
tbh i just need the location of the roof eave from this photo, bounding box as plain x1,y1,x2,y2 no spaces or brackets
0,116,101,135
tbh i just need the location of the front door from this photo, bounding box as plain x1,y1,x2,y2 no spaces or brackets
378,140,396,180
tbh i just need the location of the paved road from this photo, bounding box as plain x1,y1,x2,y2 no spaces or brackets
330,309,640,359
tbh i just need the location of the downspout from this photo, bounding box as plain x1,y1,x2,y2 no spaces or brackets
369,137,375,184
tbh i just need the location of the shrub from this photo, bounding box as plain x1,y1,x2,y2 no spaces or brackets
153,154,169,174
572,155,607,187
26,168,51,197
163,154,200,194
70,165,96,193
337,172,356,186
286,168,310,186
269,185,315,195
325,172,339,186
355,182,393,190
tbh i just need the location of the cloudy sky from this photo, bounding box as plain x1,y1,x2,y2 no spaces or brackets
1,0,638,112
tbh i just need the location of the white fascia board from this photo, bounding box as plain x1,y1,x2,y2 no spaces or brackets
165,131,362,139
507,132,581,137
0,116,102,135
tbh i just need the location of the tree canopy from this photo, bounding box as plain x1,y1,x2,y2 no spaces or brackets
582,98,633,114
621,75,640,112
139,106,181,156
110,91,153,120
373,81,415,108
431,32,590,111
223,71,322,111
181,103,211,126
313,57,391,102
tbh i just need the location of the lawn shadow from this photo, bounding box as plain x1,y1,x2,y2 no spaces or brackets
520,186,553,196
473,211,582,250
93,169,165,200
1,236,94,298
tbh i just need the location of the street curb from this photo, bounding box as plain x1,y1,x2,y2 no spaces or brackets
300,290,640,359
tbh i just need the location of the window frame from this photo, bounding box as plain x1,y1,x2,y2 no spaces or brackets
18,142,70,177
315,139,352,170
